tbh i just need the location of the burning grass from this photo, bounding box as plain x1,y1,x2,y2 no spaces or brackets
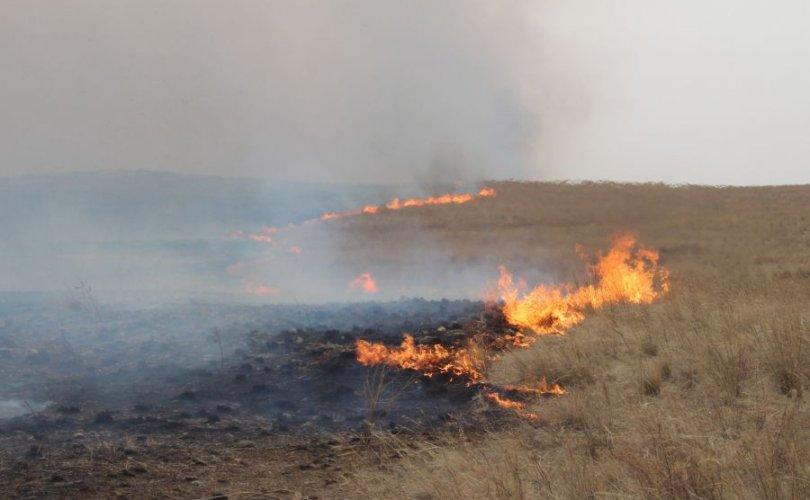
355,234,669,419
343,181,810,499
3,181,809,498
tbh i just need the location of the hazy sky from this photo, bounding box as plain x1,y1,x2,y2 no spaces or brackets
1,1,809,185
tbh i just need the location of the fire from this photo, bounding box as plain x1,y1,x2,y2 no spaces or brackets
356,334,484,383
319,187,495,221
485,392,539,422
244,281,280,295
228,227,278,244
349,272,379,293
503,380,567,396
498,234,669,346
320,212,344,221
288,245,302,254
355,235,669,420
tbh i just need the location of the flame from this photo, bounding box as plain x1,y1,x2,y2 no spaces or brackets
503,380,567,396
288,245,302,254
485,393,539,421
499,234,669,346
228,227,278,244
319,187,496,221
356,334,485,383
355,235,669,420
244,281,280,295
349,272,379,293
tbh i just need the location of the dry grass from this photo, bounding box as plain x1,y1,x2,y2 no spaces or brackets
339,181,810,499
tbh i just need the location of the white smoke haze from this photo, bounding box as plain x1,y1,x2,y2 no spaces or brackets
3,1,808,184
1,1,810,296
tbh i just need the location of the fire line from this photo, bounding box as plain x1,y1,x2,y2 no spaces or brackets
355,234,669,420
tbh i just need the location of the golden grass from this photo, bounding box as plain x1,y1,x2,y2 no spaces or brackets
340,181,810,499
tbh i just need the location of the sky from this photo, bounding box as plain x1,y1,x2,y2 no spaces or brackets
1,0,809,185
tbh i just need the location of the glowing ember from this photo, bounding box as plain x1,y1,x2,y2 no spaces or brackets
244,281,280,295
355,235,669,420
349,272,379,293
498,234,669,346
320,212,344,221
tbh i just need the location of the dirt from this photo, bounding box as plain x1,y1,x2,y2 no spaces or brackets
0,298,514,498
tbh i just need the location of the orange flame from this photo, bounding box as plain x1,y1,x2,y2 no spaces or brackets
485,392,539,421
498,234,669,346
503,380,567,396
228,227,279,244
244,281,280,295
356,334,484,383
349,272,379,293
355,235,669,420
319,187,496,221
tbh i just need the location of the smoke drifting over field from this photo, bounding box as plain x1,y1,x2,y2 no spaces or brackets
2,1,810,293
3,1,810,184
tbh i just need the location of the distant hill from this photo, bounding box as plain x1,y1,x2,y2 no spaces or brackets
0,171,387,242
0,171,389,292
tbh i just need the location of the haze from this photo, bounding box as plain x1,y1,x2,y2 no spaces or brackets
2,0,810,185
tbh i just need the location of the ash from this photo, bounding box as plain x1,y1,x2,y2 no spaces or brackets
0,295,488,439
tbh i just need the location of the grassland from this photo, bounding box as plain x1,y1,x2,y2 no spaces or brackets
339,181,810,499
2,181,808,499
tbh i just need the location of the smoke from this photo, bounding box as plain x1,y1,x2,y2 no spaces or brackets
2,1,810,185
0,0,553,184
3,0,810,295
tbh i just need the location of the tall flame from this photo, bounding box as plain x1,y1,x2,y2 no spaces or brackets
499,234,669,346
355,234,668,419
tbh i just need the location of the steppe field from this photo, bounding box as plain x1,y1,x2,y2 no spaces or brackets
349,181,810,499
2,181,808,499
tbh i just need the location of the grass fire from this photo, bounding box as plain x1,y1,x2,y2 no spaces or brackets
356,234,668,419
3,2,810,497
2,180,808,499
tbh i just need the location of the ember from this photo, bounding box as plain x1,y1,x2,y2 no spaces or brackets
349,272,379,293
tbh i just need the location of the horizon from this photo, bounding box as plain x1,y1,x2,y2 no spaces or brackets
3,168,810,188
3,1,810,185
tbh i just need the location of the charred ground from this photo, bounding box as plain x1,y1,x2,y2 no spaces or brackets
2,181,809,498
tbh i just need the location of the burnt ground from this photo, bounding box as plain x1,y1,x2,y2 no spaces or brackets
0,296,516,498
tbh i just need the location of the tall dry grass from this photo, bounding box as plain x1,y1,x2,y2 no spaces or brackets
340,182,809,499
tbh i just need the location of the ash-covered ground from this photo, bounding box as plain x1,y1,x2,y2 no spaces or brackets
0,294,494,439
1,294,511,497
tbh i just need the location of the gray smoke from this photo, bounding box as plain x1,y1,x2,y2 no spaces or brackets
3,1,810,184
